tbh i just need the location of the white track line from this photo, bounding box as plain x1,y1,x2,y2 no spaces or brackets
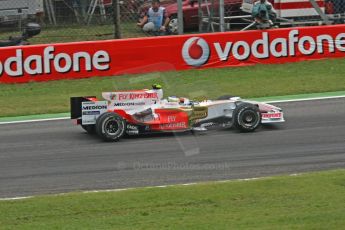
0,196,33,201
0,173,303,201
1,95,344,125
264,95,345,104
0,117,69,125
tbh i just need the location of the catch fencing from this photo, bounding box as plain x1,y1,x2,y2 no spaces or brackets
0,0,344,44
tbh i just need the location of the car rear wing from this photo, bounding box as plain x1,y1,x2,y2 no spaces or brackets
70,96,96,119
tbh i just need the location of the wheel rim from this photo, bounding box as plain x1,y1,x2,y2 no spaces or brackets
240,111,258,128
104,117,122,136
169,18,178,33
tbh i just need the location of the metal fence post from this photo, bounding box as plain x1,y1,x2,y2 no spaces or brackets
210,0,215,32
198,0,202,32
219,0,225,32
309,0,331,25
177,0,184,35
113,0,121,39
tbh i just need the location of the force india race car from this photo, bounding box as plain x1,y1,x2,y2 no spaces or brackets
70,85,284,141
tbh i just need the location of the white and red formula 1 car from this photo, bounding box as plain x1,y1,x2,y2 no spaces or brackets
70,85,284,141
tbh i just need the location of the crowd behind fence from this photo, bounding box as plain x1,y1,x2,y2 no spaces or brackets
0,0,344,44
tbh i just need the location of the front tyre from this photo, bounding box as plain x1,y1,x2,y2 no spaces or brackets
95,112,126,142
233,103,261,132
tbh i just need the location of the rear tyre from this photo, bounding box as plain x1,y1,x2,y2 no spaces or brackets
233,103,261,132
82,125,96,135
95,112,126,142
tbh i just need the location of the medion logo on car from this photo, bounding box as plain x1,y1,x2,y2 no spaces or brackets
82,105,108,110
182,30,345,67
0,46,110,77
113,102,146,106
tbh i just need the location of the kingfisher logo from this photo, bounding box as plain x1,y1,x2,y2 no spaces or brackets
182,37,210,67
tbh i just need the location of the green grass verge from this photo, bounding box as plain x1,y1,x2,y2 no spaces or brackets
0,23,148,44
1,169,345,229
1,58,345,117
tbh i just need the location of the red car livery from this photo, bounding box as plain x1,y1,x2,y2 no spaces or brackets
71,87,284,142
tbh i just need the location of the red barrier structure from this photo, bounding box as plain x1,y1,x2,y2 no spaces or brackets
0,25,345,84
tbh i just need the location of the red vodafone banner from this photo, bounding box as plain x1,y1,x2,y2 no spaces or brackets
1,24,345,84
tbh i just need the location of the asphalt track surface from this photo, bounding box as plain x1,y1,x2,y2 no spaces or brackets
1,98,345,198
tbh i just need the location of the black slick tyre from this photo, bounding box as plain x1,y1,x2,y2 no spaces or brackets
233,103,261,132
95,112,126,142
